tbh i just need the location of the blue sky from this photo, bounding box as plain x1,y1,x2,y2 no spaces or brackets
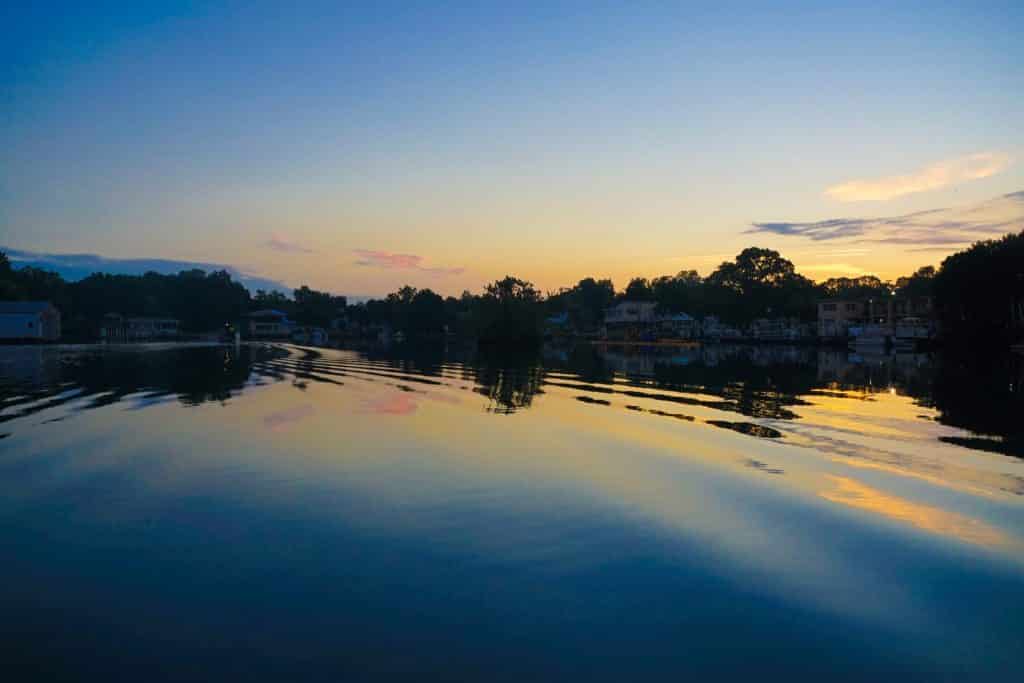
2,1,1022,294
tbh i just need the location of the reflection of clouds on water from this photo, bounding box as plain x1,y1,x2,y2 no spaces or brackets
819,475,1009,548
263,404,315,431
744,459,784,475
359,393,417,416
1,340,1023,645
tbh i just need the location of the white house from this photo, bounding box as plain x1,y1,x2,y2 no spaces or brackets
0,301,61,341
604,301,658,325
247,309,294,338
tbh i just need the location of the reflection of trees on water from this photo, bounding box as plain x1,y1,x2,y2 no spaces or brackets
472,349,545,414
5,341,1021,455
359,345,452,381
816,351,936,398
548,344,820,420
0,345,281,424
648,349,818,420
929,351,1023,456
361,342,547,413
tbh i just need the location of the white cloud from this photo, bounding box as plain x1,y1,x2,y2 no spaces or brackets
824,152,1011,202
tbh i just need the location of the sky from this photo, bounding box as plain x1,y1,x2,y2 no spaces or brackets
2,1,1022,296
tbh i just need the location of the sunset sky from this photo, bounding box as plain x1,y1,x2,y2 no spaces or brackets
3,2,1022,296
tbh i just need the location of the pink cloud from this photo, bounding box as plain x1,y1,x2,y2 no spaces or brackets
353,249,464,276
354,249,422,268
266,233,314,253
422,391,460,405
358,393,418,416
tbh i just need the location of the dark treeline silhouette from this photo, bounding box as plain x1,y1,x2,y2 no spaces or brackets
252,286,348,327
2,232,1022,344
0,252,346,339
932,231,1024,346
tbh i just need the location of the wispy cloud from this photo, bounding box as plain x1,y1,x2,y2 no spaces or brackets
748,190,1024,249
353,249,464,276
824,152,1012,202
266,233,314,254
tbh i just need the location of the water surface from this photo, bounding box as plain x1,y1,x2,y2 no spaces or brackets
2,342,1022,681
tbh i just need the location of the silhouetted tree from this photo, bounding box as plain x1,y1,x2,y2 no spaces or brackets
293,286,345,327
933,231,1024,344
623,277,654,301
475,276,543,344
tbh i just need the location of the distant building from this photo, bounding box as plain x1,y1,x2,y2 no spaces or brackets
605,301,658,325
247,309,294,338
604,301,658,340
817,300,866,339
819,297,935,343
702,316,743,341
658,312,699,339
100,314,180,341
892,296,934,320
126,318,180,340
0,301,61,341
750,317,809,341
99,313,126,341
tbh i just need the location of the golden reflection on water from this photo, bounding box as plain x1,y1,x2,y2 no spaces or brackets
3,344,1023,564
819,475,1009,548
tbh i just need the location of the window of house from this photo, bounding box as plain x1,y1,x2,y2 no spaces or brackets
845,303,857,312
823,303,837,312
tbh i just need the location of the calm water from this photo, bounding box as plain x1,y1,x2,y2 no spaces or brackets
1,342,1023,681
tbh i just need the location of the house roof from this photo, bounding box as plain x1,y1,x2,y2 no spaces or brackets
0,301,56,314
248,309,289,318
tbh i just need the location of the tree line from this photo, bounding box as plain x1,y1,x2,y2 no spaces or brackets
2,232,1022,344
0,255,345,339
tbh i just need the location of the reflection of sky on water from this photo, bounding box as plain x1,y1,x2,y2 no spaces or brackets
1,343,1023,680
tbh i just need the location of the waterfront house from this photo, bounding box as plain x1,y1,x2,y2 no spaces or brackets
604,301,658,340
0,301,61,341
702,316,743,342
657,312,699,339
750,317,810,342
246,309,294,338
817,300,866,339
100,314,180,341
99,313,126,341
126,317,180,340
892,295,934,320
